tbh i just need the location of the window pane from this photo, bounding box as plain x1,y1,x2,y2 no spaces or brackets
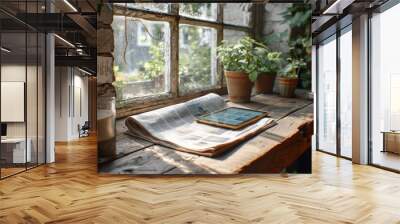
317,36,337,154
112,16,170,102
179,3,217,21
1,31,28,177
223,3,253,27
114,3,169,13
339,28,352,158
179,24,218,93
27,32,38,169
38,33,46,165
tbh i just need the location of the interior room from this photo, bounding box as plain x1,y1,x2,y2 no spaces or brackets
0,0,400,223
54,64,95,142
0,1,47,178
370,3,400,171
313,0,400,172
0,0,97,179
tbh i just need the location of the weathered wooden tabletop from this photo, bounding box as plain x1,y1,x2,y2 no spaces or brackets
99,94,313,174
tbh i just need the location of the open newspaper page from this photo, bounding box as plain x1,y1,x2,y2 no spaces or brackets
125,93,276,157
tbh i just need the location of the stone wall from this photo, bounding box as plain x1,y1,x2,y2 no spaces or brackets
262,3,292,92
263,3,291,53
97,4,116,157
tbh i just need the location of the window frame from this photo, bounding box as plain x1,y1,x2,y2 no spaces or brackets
0,1,48,180
314,20,353,161
112,3,256,118
368,1,400,173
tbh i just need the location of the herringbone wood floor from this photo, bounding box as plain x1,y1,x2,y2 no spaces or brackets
1,135,400,224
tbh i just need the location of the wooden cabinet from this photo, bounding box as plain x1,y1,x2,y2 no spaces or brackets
382,131,400,154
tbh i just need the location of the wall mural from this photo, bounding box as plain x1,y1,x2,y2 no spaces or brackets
97,2,313,175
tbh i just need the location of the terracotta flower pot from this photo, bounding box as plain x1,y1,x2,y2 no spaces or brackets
225,71,253,103
255,73,276,94
277,77,298,98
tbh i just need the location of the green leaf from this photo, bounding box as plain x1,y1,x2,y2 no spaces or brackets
249,72,258,82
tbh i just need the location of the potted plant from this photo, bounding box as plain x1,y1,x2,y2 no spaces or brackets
287,37,312,89
281,4,312,90
217,37,256,103
254,51,282,94
277,57,306,98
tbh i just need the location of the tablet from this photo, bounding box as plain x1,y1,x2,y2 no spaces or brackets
197,107,269,130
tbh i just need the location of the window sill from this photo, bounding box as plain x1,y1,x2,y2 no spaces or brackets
116,87,227,118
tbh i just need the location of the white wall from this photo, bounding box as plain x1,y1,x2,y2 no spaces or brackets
1,63,47,164
55,66,69,141
1,65,26,140
46,34,55,163
71,72,89,138
55,67,89,141
1,65,38,137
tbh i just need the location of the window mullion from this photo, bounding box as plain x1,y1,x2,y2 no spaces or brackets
217,4,223,23
170,3,179,15
170,17,179,97
113,6,175,22
179,17,222,29
217,4,224,88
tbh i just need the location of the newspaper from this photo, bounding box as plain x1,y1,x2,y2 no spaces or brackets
125,93,276,157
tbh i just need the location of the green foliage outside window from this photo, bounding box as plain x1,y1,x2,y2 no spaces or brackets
179,26,214,91
180,3,216,20
141,42,166,80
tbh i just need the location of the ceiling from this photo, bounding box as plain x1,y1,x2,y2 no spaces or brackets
312,0,389,42
0,0,96,73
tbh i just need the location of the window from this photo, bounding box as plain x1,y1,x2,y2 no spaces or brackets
317,35,337,155
136,21,167,47
114,3,169,13
112,16,170,101
112,3,254,108
179,27,190,48
179,25,218,93
179,3,218,21
370,3,400,171
339,27,352,158
136,22,151,47
0,2,46,179
315,24,353,159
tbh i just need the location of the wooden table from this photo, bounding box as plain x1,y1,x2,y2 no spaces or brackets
99,94,314,174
